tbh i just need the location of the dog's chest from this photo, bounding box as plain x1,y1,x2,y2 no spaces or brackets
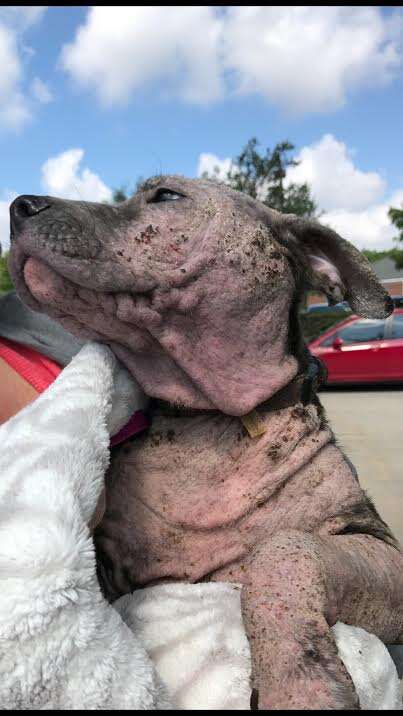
96,415,253,591
94,410,366,598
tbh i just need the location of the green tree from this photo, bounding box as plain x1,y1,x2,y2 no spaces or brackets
112,187,130,203
202,138,317,218
388,204,403,269
111,177,145,204
362,249,392,264
0,251,13,293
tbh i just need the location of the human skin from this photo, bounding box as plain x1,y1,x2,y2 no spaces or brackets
0,357,106,531
0,357,38,423
9,177,403,709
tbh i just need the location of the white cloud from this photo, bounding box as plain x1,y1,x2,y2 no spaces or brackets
0,191,17,252
223,7,402,114
196,137,403,251
31,76,53,104
41,148,112,203
321,191,403,251
0,147,111,250
197,153,232,181
197,150,272,202
285,133,402,249
286,134,386,212
61,6,223,106
0,202,11,253
0,7,49,131
60,6,402,114
0,23,31,130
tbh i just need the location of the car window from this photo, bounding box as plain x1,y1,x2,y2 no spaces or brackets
320,319,386,346
390,313,403,339
320,333,337,347
337,319,386,344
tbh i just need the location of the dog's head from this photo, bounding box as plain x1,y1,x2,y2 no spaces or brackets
9,176,392,415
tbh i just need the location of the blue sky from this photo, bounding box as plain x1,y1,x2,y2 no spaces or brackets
1,6,403,251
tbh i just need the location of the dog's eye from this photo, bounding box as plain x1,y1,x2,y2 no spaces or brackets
150,188,184,203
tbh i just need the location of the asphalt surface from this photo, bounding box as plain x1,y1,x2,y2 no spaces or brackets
320,387,403,546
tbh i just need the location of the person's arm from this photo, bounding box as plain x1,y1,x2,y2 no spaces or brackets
0,356,38,424
0,342,171,710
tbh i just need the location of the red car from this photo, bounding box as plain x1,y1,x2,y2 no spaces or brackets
308,309,403,385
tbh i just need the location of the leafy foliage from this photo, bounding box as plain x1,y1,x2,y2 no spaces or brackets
112,177,145,204
112,187,130,203
387,204,403,269
362,247,403,266
301,309,352,343
0,252,13,293
202,138,317,218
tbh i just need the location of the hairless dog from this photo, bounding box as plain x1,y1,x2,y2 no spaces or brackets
9,178,403,709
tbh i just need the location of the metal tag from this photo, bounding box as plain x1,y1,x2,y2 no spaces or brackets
240,409,267,438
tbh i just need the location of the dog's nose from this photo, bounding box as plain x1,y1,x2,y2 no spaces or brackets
10,195,51,234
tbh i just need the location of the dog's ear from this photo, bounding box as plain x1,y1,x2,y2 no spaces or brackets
280,215,393,319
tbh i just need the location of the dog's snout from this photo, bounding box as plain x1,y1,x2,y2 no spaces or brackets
10,195,51,234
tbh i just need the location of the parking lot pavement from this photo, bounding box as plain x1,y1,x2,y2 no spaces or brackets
320,388,403,546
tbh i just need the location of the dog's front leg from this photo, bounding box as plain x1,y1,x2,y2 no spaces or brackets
241,530,360,710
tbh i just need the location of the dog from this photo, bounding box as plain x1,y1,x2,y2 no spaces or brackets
9,177,403,709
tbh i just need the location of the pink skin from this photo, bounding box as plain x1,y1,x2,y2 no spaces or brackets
9,176,403,709
11,180,299,414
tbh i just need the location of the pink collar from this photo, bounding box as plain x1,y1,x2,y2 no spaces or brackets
0,337,149,446
110,410,149,447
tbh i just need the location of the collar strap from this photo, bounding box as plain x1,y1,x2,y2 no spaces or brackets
245,355,325,414
241,356,325,438
301,355,327,406
151,356,326,427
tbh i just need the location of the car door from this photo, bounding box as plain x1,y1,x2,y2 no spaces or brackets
383,312,403,380
315,318,388,382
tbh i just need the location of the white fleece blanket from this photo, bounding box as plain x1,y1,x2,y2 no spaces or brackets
0,342,400,710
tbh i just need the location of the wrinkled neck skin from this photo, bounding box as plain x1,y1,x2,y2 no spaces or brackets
107,287,300,416
60,253,299,416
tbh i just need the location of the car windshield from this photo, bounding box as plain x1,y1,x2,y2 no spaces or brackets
321,319,386,346
390,313,403,339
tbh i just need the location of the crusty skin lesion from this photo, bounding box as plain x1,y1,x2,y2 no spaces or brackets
9,175,403,709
